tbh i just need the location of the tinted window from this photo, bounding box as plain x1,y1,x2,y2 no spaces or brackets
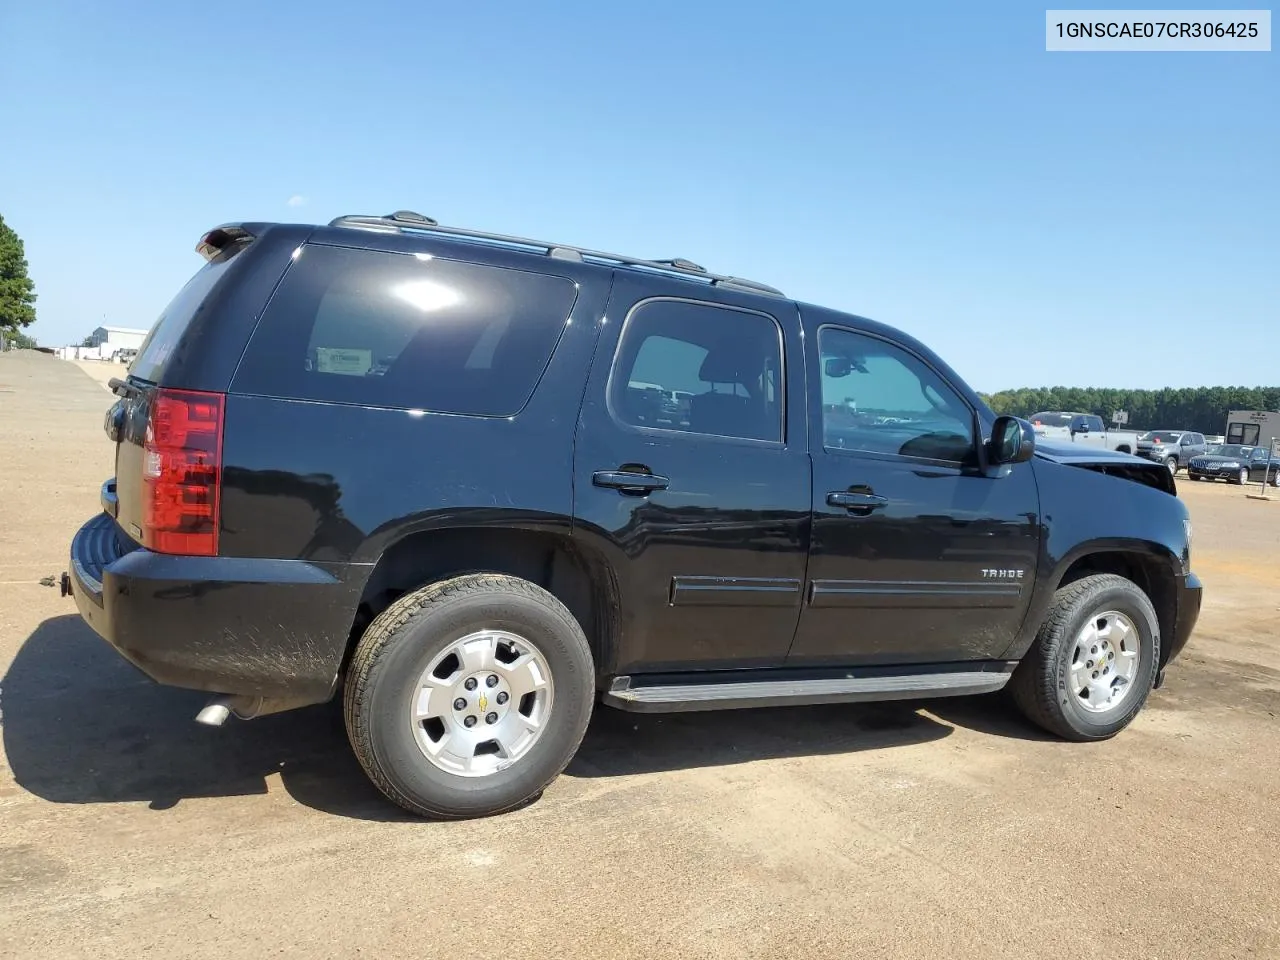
609,299,782,442
131,257,237,383
1088,416,1106,432
818,327,975,463
1209,444,1254,458
232,244,577,416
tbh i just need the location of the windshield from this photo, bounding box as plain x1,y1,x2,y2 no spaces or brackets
1141,431,1183,442
1029,412,1074,427
1205,444,1255,458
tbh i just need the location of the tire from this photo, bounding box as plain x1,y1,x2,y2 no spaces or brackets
343,573,595,819
1271,470,1280,488
1164,456,1178,475
1234,467,1248,485
1010,573,1160,741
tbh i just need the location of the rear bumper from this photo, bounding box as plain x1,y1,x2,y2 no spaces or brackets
69,511,371,705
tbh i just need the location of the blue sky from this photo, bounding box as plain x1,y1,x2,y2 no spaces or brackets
1,1,1275,393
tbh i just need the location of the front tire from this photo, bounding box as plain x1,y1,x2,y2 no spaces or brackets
343,573,595,819
1234,467,1249,485
1010,573,1159,741
1164,456,1179,475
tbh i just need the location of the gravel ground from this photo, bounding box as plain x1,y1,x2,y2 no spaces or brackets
1,350,1277,959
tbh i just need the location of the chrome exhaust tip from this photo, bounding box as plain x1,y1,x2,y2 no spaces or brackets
195,698,234,726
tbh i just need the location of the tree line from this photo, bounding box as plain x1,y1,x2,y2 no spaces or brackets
1,213,37,341
977,386,1280,435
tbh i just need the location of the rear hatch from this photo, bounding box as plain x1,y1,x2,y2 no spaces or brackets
105,240,246,553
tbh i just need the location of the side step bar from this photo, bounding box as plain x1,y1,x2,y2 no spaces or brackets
603,669,1013,713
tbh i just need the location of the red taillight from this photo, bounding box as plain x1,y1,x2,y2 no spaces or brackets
142,388,225,556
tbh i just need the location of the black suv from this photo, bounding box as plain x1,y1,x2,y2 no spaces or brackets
66,211,1202,819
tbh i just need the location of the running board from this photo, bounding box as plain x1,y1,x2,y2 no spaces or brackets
603,669,1012,713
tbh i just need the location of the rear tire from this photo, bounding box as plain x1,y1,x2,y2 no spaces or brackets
1010,573,1159,741
343,573,595,819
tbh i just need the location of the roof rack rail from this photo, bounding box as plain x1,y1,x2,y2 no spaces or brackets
326,211,786,297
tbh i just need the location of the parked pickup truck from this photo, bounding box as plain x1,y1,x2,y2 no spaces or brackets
1136,430,1207,475
1029,411,1142,455
64,210,1202,820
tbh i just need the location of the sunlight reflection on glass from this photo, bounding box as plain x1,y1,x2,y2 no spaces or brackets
392,280,462,313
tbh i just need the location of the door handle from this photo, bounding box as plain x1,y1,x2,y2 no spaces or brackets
593,470,670,494
827,491,888,513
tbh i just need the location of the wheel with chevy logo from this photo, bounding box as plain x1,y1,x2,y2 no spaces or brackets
1009,573,1159,741
343,573,595,819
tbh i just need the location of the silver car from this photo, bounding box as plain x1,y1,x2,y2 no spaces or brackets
1136,430,1207,474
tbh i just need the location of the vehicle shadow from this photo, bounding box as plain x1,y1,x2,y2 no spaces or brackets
3,616,1040,823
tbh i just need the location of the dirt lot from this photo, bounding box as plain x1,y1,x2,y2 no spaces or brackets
2,350,1277,959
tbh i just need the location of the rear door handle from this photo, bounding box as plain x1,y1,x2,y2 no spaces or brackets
593,470,670,494
827,491,888,513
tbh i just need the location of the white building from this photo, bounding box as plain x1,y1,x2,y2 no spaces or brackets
88,326,148,352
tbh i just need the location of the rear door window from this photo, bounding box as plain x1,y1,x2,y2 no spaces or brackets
232,243,578,416
607,299,783,442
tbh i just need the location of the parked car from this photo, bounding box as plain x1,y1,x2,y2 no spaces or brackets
1028,411,1142,455
1187,444,1280,486
1136,430,1207,475
65,210,1202,819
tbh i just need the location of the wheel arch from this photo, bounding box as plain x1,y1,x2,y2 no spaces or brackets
341,525,623,688
1008,540,1182,668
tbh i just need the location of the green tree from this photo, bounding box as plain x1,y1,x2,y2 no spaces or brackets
980,385,1280,435
1,328,37,349
0,214,37,332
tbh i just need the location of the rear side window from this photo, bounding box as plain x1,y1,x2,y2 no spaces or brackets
608,299,783,443
232,244,578,416
131,257,237,383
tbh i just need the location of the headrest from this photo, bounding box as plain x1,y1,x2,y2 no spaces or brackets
698,346,757,384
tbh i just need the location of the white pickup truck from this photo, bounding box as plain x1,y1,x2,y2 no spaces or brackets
1028,411,1142,455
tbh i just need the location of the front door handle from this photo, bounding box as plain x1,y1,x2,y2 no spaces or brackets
593,470,670,495
827,491,888,513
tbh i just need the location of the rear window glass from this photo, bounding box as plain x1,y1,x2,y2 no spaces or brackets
232,244,578,416
131,257,236,383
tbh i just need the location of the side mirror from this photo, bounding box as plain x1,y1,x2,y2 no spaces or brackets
824,357,851,378
990,416,1035,465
